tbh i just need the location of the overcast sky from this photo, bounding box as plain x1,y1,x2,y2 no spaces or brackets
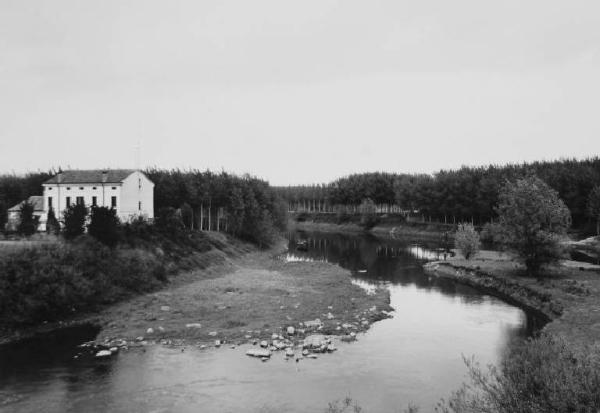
1,1,599,185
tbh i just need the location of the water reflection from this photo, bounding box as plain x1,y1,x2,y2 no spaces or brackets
0,231,545,413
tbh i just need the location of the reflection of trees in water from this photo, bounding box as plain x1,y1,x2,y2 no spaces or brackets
287,230,545,339
0,324,104,386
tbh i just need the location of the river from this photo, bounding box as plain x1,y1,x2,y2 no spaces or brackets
0,231,543,413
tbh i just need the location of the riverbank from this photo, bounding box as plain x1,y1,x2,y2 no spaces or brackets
91,244,392,349
290,213,455,240
424,250,600,353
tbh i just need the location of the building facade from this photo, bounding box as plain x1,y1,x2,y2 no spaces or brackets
42,169,154,226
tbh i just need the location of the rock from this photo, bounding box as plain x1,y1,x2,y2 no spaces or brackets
186,323,202,329
247,348,271,358
361,320,369,326
326,312,335,320
146,328,154,335
271,333,279,340
109,347,118,353
350,332,356,337
160,306,170,311
260,340,269,348
336,326,341,331
135,336,144,342
340,335,356,342
158,326,165,333
230,345,236,349
327,344,337,352
208,331,217,336
303,334,328,349
261,357,269,362
199,345,207,349
302,349,309,356
214,340,221,347
285,348,294,357
304,319,322,328
327,306,333,310
95,350,112,358
245,335,252,339
287,326,295,335
306,354,318,359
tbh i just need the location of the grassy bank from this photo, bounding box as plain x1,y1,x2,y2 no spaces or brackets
0,227,252,342
289,212,456,239
424,250,600,353
93,247,392,347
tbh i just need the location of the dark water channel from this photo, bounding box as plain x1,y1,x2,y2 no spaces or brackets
0,231,544,413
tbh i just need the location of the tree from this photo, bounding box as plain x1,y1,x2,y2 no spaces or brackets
88,206,121,247
63,204,87,240
455,223,481,259
359,198,379,229
46,208,60,235
496,176,571,276
180,202,194,230
17,201,38,236
587,185,600,236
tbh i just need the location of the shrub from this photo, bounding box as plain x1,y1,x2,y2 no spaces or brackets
63,203,87,240
88,206,121,248
454,223,481,259
438,334,600,413
46,208,60,235
480,222,505,246
359,198,379,229
496,176,571,276
17,201,38,236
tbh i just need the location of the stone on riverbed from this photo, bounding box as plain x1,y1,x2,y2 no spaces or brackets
95,350,112,358
186,323,202,329
287,326,295,335
260,340,269,348
285,348,294,358
303,334,328,349
304,319,322,329
246,348,271,358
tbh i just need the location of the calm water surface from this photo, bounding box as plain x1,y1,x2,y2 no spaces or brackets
0,231,543,413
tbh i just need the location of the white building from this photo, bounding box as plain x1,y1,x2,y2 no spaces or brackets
42,169,154,226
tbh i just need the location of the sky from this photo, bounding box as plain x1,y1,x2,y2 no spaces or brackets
1,0,599,185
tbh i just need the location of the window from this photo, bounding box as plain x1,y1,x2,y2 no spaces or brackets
48,187,52,190
138,201,142,211
48,197,53,209
111,186,117,190
111,196,117,209
92,187,97,190
76,196,84,206
66,187,71,190
66,197,71,207
79,187,84,190
92,196,97,207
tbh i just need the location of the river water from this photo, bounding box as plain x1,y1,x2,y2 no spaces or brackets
0,231,543,413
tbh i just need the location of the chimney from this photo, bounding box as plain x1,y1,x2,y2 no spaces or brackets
57,171,63,184
102,170,108,183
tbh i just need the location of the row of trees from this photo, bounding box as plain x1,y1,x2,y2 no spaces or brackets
275,158,600,230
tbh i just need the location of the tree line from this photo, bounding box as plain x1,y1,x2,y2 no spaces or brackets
0,168,288,247
274,157,600,229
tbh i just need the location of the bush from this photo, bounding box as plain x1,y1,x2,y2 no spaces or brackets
88,206,121,248
0,236,167,327
46,208,60,235
17,201,38,236
63,203,87,240
359,198,379,229
496,176,571,276
438,334,600,413
454,223,480,259
480,222,504,246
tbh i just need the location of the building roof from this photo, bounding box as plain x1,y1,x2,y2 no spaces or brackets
43,169,137,184
8,196,44,212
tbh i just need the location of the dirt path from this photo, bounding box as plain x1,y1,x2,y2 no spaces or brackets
95,247,392,348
